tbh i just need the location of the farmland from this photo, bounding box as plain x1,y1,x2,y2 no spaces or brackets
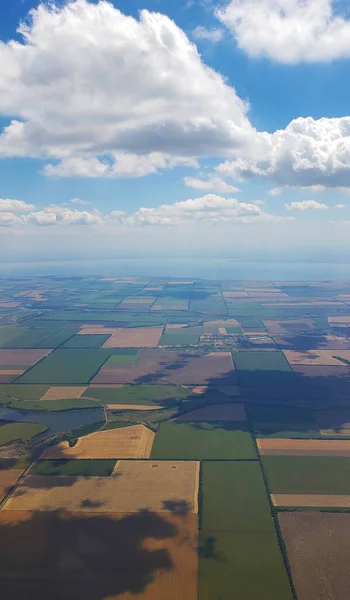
2,276,350,597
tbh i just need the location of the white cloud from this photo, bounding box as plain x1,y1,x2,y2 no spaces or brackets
335,203,346,209
0,0,253,171
0,199,35,212
267,188,282,196
43,153,197,179
216,117,350,188
184,176,240,193
285,200,329,211
192,26,224,42
67,198,91,206
217,0,350,64
0,194,292,228
0,212,24,226
252,200,264,205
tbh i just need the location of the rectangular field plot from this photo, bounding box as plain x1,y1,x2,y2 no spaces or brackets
40,386,87,400
249,406,319,438
102,327,163,348
85,384,188,407
234,350,294,385
92,348,236,385
279,512,350,600
0,349,52,366
177,403,247,422
43,425,155,459
0,510,198,600
61,334,109,348
272,494,350,508
31,459,117,477
199,462,292,600
4,460,199,514
16,349,109,384
263,456,350,495
257,438,350,456
151,421,256,460
283,349,350,366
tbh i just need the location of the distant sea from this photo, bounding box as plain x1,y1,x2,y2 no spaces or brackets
1,258,350,281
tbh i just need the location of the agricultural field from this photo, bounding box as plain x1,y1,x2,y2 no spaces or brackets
2,276,350,598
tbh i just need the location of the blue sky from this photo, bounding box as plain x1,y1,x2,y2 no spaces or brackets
1,0,350,260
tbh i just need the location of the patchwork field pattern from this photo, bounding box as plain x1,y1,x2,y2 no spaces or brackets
3,277,350,599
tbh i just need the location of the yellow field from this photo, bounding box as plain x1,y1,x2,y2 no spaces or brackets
43,425,155,459
102,327,163,348
283,349,350,366
257,438,350,456
0,469,23,503
4,460,200,514
41,386,87,400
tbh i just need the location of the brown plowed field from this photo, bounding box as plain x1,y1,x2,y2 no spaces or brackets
41,386,87,400
283,349,350,366
0,510,198,600
279,512,350,600
263,320,314,335
0,349,52,366
43,425,155,459
102,327,163,348
77,326,119,334
0,469,23,502
257,438,350,456
291,364,350,377
92,348,236,385
272,494,350,507
177,403,247,422
329,316,350,323
4,460,200,514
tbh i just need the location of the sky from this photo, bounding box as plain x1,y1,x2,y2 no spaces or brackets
1,0,350,262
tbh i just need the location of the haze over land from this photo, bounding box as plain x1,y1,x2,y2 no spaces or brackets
1,0,350,263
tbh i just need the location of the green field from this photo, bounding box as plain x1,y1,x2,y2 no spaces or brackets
235,350,294,385
158,332,200,346
151,421,256,460
61,334,110,348
0,422,48,446
86,384,188,406
16,349,109,384
2,328,59,349
31,459,116,476
262,456,350,495
0,326,29,348
249,405,320,438
35,328,79,348
199,462,292,600
0,384,49,401
105,352,139,366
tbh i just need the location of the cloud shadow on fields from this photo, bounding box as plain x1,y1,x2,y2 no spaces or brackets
0,509,176,600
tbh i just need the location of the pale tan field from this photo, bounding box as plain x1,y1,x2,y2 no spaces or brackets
87,383,124,389
77,326,118,334
204,319,240,326
263,319,314,334
0,469,23,502
257,438,350,456
0,349,52,366
4,460,200,514
40,386,87,400
0,302,20,308
283,349,350,366
223,291,249,298
218,327,227,334
272,494,350,507
177,403,247,422
0,510,198,600
168,281,193,285
105,404,163,411
43,425,155,459
0,370,24,375
188,386,208,394
263,302,344,307
102,327,163,348
166,324,188,329
329,316,350,323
